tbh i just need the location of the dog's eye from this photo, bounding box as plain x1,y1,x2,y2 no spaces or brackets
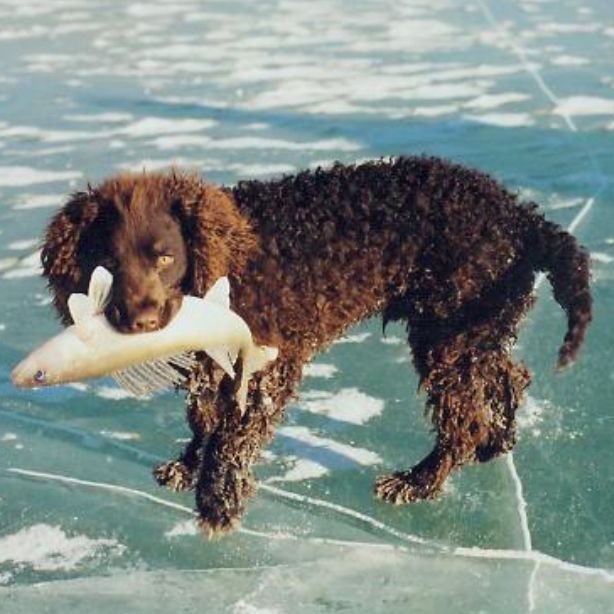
156,254,175,268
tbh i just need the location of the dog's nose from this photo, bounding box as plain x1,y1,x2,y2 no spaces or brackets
130,309,160,332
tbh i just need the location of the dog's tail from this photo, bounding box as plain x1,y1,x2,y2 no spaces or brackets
525,207,592,370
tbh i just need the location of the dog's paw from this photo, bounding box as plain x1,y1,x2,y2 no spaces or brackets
153,460,196,492
374,470,443,504
195,490,243,538
196,510,241,539
195,467,255,538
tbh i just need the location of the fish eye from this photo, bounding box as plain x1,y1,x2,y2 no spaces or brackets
34,370,47,383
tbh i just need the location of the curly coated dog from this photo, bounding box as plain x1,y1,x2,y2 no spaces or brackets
41,156,591,535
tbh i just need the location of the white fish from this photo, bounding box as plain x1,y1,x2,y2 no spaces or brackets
11,266,278,412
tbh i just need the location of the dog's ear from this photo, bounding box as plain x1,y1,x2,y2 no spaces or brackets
41,189,102,325
169,174,257,297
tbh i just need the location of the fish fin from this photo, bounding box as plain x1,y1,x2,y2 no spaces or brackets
247,345,279,374
113,365,157,397
68,293,95,332
112,370,145,397
112,355,196,397
167,352,198,370
205,347,236,378
88,266,113,313
203,276,230,308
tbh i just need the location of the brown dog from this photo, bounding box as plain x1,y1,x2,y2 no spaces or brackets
41,156,591,535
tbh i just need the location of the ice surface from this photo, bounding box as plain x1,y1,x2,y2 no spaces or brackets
0,0,613,611
4,549,614,614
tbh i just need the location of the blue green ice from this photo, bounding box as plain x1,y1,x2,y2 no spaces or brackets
0,0,613,611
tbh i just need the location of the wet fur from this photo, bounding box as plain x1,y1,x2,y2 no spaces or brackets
41,156,591,534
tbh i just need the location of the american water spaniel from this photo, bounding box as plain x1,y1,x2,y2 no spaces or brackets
40,156,591,535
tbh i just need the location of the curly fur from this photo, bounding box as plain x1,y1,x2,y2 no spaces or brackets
41,156,592,534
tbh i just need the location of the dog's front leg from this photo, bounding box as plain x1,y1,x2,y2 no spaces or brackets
194,392,274,536
194,360,300,536
194,407,259,536
154,359,226,492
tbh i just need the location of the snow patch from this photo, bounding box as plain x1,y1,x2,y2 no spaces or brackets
119,117,216,137
465,112,534,127
12,194,62,210
117,157,212,173
99,430,141,441
205,136,360,152
0,166,81,187
228,162,296,177
464,92,530,110
550,55,590,67
95,386,139,401
165,520,198,538
126,3,193,17
399,82,489,101
0,25,48,41
151,134,212,149
413,104,458,117
232,600,281,614
381,336,403,346
553,96,614,117
0,524,125,572
67,382,89,392
517,396,546,435
299,388,384,424
8,238,39,251
271,457,329,482
537,23,600,34
591,252,614,264
277,426,382,466
303,362,339,379
0,258,19,273
0,125,104,143
547,197,585,211
334,332,371,344
2,250,42,279
64,112,134,123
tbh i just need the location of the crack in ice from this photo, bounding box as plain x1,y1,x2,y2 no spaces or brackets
477,1,609,610
7,467,614,585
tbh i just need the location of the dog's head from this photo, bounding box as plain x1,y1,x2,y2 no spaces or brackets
41,171,255,332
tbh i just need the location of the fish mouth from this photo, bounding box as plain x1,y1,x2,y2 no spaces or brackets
11,354,55,388
10,360,27,387
11,361,38,388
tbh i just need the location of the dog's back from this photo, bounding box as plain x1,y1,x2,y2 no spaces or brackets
231,156,590,367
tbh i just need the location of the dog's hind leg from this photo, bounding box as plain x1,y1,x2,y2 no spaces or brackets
376,279,534,504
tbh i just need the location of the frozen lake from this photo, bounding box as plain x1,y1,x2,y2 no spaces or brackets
0,0,613,611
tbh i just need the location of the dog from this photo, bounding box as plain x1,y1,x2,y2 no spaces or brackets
40,156,591,535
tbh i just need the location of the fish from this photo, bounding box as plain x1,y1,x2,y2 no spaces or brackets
11,266,278,412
